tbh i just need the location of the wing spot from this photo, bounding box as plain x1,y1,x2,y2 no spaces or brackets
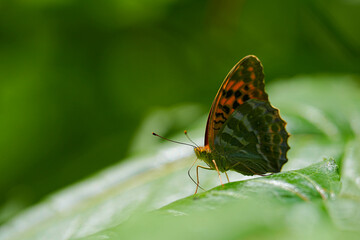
242,94,250,102
214,120,225,124
225,90,233,98
234,90,242,98
273,134,282,144
250,72,256,80
271,124,279,132
222,105,230,114
215,112,227,120
232,101,240,109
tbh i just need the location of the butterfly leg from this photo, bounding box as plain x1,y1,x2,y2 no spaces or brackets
195,165,212,195
224,171,230,183
212,160,224,187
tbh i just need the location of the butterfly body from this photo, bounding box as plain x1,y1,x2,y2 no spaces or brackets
195,55,289,178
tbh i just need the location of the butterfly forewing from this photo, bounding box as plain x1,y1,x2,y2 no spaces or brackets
214,99,289,175
205,55,269,148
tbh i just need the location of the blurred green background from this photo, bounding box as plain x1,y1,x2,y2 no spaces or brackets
0,0,359,225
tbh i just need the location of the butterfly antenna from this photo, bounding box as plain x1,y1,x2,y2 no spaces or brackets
184,130,199,148
152,132,196,148
188,158,205,191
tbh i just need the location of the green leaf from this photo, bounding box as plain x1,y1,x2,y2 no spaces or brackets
162,158,340,213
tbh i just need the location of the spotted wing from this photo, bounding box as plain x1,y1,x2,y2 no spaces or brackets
214,99,289,175
205,55,268,149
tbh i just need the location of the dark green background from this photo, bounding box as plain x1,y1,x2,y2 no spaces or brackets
0,0,359,224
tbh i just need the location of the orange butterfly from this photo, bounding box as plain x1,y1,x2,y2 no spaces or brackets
155,55,289,194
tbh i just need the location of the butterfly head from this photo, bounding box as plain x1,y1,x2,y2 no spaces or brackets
194,145,211,161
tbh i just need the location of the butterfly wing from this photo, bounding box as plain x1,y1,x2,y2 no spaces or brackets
205,55,268,148
214,99,289,175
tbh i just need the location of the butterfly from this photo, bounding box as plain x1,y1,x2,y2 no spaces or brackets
193,55,289,194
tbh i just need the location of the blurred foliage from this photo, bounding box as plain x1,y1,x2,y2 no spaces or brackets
0,76,359,239
0,0,359,228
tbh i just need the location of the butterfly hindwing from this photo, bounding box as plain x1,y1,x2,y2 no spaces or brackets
214,99,289,175
205,55,268,148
